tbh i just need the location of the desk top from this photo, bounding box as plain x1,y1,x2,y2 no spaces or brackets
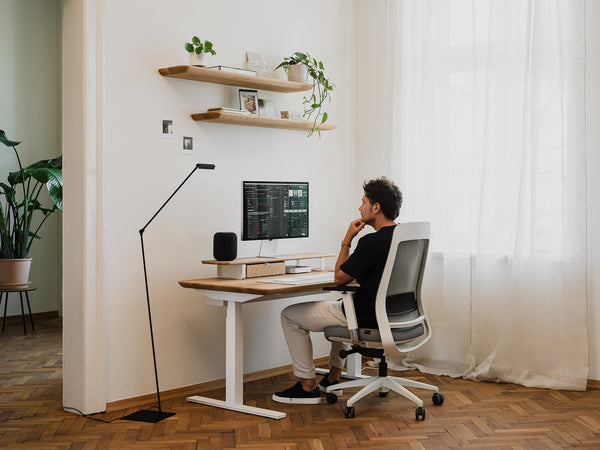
179,272,336,295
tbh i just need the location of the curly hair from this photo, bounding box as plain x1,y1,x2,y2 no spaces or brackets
363,177,403,221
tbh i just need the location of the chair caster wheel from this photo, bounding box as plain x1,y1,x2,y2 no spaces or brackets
415,406,426,421
344,406,355,418
432,392,444,405
326,393,338,404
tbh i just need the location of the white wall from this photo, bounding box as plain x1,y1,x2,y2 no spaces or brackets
0,0,62,316
96,0,357,403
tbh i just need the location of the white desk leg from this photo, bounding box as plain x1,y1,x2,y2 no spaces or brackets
187,300,286,420
226,300,243,405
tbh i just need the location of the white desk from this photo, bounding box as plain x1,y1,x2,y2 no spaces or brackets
178,273,364,420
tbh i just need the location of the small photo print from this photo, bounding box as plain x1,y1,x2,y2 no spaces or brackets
239,89,259,115
183,136,193,153
162,119,174,136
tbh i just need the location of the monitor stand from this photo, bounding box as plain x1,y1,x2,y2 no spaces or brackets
257,239,279,258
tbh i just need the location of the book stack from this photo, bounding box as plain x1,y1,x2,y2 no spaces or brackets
207,65,257,76
207,107,250,115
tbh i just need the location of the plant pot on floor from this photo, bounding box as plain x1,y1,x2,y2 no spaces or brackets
0,258,32,289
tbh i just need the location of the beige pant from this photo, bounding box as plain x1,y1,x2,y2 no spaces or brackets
280,299,351,379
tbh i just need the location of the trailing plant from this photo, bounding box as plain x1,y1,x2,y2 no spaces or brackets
184,36,216,55
275,52,334,137
0,130,62,259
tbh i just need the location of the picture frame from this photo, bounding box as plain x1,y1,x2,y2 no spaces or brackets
162,119,174,136
239,89,259,115
183,136,193,153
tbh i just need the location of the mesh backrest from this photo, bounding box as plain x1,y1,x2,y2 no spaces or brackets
385,239,428,319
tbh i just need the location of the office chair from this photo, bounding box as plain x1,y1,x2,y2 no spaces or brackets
323,222,443,419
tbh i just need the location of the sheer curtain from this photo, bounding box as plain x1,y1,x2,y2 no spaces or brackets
383,0,588,390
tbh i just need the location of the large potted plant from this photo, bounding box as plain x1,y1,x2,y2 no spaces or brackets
0,130,62,288
185,36,216,66
275,51,334,137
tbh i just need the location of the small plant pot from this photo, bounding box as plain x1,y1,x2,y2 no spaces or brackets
287,64,308,83
0,258,32,289
189,52,207,67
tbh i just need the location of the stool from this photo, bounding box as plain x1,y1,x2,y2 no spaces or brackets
0,287,36,335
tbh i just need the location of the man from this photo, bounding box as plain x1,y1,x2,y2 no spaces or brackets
272,177,403,404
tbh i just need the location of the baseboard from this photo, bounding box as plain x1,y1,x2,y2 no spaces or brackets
2,310,59,324
588,379,600,390
106,356,330,413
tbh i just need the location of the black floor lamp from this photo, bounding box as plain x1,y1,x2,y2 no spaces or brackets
122,163,215,423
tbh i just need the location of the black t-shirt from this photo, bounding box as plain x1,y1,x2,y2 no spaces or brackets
339,225,396,328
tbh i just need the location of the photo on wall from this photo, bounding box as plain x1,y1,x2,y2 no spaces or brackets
239,89,259,115
183,136,193,154
162,119,174,137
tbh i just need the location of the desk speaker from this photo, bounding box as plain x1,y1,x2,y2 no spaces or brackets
213,232,237,261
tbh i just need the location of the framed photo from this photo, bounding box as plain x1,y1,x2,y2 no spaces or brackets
162,119,174,136
239,89,259,115
183,136,193,153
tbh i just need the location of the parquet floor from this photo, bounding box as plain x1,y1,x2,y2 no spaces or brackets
1,315,600,449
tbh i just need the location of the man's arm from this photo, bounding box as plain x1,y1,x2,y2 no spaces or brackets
334,219,365,285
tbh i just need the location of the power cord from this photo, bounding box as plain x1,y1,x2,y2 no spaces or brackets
63,405,159,423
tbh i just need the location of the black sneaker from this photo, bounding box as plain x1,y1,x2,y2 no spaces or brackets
272,381,321,404
318,375,342,396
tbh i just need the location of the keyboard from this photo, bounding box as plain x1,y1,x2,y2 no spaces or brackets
259,272,335,285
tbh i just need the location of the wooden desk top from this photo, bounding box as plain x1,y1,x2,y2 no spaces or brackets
179,272,336,295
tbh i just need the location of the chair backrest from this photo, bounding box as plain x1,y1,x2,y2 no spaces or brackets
375,222,431,357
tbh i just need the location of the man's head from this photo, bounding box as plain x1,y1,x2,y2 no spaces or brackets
360,177,403,223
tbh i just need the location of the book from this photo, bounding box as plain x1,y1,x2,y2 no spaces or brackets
207,107,250,115
207,65,257,76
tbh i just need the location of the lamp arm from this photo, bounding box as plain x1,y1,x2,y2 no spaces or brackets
140,163,215,234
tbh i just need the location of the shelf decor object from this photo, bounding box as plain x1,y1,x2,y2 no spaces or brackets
158,65,312,93
121,163,215,424
274,52,334,136
191,111,336,132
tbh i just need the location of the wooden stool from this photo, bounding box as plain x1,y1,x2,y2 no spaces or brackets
0,287,36,335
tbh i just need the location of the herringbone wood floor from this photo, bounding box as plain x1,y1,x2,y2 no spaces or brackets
1,315,600,449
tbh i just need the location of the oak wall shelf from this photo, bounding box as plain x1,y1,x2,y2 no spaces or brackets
191,111,336,132
158,65,312,93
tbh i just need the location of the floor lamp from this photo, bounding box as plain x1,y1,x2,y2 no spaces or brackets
122,163,215,423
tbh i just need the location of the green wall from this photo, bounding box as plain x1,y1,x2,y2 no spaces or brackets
0,0,62,315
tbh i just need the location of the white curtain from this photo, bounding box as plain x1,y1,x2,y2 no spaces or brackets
383,0,588,390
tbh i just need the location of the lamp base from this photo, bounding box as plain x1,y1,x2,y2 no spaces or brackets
121,409,175,423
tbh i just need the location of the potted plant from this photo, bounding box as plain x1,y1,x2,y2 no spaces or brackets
0,130,62,288
185,36,216,67
275,52,334,137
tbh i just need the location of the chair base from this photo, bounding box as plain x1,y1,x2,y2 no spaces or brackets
326,374,438,408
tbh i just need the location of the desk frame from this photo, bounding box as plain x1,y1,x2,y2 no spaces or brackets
180,276,365,420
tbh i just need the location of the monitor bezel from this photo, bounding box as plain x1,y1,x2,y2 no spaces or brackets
241,180,309,241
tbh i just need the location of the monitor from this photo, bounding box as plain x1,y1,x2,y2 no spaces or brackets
242,181,309,241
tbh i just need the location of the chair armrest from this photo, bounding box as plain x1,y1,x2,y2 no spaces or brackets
389,315,427,328
323,285,359,292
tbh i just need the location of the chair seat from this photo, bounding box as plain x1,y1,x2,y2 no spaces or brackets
324,323,424,344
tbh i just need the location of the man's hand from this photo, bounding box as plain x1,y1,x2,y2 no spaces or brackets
335,219,365,285
344,219,366,243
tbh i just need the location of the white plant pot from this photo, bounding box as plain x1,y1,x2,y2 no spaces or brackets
0,258,32,289
287,64,308,83
189,52,207,67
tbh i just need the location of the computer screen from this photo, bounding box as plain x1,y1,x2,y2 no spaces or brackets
242,181,309,241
